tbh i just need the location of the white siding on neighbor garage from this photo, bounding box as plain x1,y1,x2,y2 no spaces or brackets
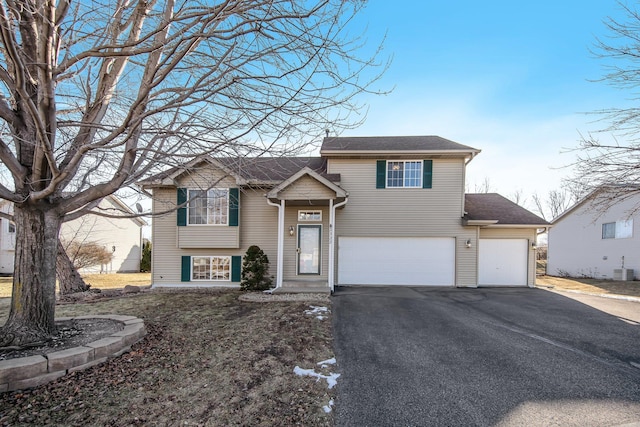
337,237,455,286
478,239,528,286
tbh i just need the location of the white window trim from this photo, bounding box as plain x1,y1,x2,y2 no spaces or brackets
187,188,229,226
386,160,423,188
191,255,231,281
602,219,634,239
298,210,322,221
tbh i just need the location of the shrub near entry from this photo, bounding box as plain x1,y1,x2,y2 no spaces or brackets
241,246,273,291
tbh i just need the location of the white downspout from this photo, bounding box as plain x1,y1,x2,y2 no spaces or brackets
329,197,348,292
266,197,285,289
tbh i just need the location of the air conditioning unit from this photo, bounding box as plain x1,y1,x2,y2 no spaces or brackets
613,268,634,281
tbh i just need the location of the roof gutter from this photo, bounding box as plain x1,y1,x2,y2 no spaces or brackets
465,150,479,165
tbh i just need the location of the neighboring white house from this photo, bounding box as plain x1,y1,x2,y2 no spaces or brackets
0,201,16,274
0,195,145,275
547,190,640,280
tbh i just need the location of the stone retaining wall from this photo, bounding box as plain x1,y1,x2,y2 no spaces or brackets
0,315,146,392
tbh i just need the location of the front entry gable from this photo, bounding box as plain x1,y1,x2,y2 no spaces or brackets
266,167,347,203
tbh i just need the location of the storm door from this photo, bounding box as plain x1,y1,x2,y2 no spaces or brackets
297,225,321,275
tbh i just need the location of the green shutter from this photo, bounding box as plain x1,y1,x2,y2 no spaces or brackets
231,255,242,282
423,160,433,189
177,188,187,226
229,188,239,227
181,256,191,282
376,160,386,189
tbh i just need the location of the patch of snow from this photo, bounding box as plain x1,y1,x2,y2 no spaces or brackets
305,305,328,315
293,365,341,389
323,399,334,413
304,305,329,320
317,357,336,368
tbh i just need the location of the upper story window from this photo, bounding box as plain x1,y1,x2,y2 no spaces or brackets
602,219,633,239
188,189,228,225
386,161,423,188
7,221,15,233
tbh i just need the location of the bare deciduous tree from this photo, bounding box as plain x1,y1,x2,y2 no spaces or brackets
0,0,385,347
467,177,494,194
569,1,640,208
56,243,92,295
531,189,581,221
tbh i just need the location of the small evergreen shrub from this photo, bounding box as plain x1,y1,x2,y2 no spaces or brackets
241,245,273,291
140,241,152,272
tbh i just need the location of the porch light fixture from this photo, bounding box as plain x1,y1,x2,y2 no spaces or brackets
531,242,537,250
289,226,294,236
465,239,472,249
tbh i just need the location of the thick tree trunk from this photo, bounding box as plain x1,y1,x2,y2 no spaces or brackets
0,205,61,348
57,243,90,295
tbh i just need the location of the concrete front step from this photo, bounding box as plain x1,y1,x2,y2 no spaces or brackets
272,286,331,294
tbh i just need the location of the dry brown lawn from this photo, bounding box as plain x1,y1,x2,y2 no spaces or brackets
537,275,640,298
0,273,151,298
0,290,335,426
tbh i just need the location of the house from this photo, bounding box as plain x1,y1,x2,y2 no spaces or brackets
140,135,548,291
0,195,145,274
547,189,640,280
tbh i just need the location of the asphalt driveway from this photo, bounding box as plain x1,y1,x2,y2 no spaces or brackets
332,287,640,427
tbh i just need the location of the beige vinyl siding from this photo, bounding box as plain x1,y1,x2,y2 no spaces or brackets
179,164,237,189
151,186,280,286
456,234,478,286
151,188,181,284
178,227,239,248
329,158,466,236
479,228,537,286
240,188,279,271
328,158,476,286
279,175,336,200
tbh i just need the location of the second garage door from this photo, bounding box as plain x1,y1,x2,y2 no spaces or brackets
337,237,455,286
478,239,528,286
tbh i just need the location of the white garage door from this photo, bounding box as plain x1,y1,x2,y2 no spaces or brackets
338,237,455,286
478,239,528,286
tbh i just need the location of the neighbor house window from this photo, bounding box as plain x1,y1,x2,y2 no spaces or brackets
188,189,228,225
387,161,422,188
191,256,230,281
602,219,633,239
298,210,322,221
7,221,15,233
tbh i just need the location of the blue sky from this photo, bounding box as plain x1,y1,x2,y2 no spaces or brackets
341,1,633,205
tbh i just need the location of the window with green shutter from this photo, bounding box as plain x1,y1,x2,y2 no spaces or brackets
377,160,432,188
177,188,187,226
376,160,386,189
229,188,239,227
181,256,191,281
231,256,242,282
422,160,433,189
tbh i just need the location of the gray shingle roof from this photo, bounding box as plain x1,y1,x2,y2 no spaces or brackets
216,157,330,182
321,135,479,153
465,193,549,225
139,156,336,186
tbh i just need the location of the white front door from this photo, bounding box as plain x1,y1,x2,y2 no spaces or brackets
298,225,321,275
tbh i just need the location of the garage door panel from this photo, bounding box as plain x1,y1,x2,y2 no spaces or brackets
338,237,455,286
478,239,528,286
